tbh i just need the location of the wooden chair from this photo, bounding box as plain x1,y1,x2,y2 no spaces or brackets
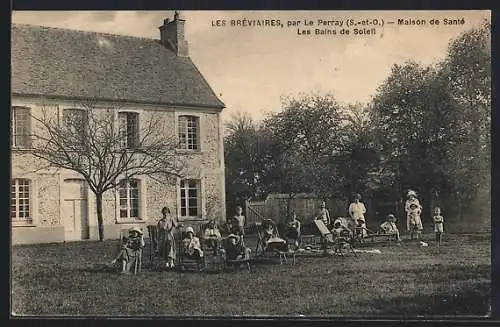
355,226,398,244
118,228,143,274
221,236,252,272
147,224,168,269
313,220,357,257
255,221,295,265
177,225,206,272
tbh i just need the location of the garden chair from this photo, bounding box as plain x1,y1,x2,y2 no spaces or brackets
313,219,357,257
221,235,252,272
354,225,398,245
201,220,223,256
118,228,143,274
147,224,167,269
177,225,206,272
255,220,296,265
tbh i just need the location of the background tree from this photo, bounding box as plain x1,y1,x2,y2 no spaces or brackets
437,21,491,222
223,22,490,231
262,93,346,225
224,112,272,213
28,99,184,241
371,21,490,227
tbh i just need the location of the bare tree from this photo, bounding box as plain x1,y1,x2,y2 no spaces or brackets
27,98,184,241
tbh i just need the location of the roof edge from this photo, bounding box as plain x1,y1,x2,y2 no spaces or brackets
11,93,226,110
12,23,162,43
187,59,226,109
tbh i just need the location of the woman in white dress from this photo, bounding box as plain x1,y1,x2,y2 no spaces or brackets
405,190,423,240
348,193,367,237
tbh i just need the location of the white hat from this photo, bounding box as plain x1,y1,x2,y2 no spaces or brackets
129,227,143,235
227,233,239,241
407,190,417,197
185,226,195,234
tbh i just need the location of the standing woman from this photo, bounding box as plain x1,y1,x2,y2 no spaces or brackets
405,190,423,240
157,206,181,269
348,193,367,237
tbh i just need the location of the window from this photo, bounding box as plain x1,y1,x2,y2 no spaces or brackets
180,179,201,218
63,109,86,145
11,179,32,224
119,179,140,220
11,107,32,148
178,115,199,150
118,112,139,149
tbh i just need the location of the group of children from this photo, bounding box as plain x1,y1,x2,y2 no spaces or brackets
312,190,444,247
111,191,446,273
111,206,253,274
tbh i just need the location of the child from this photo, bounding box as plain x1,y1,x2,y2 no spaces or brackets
221,234,252,262
262,218,277,243
111,227,145,274
405,190,423,240
182,226,204,259
349,193,367,238
203,219,222,255
432,207,444,246
380,214,401,242
316,201,331,227
332,218,352,239
231,206,246,238
286,212,301,250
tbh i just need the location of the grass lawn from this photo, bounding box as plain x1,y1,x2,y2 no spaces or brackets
11,232,491,317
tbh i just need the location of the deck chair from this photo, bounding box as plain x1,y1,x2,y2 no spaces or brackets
221,235,252,272
147,224,167,269
177,226,206,272
354,225,398,244
117,228,143,274
313,219,357,257
201,221,223,256
255,220,295,265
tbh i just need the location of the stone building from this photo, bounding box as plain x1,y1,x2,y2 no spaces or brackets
11,14,226,244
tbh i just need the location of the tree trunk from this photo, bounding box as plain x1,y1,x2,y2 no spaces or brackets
96,193,105,241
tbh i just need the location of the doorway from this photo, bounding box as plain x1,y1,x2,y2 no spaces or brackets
63,179,89,241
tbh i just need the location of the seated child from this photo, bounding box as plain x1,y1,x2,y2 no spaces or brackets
262,218,277,244
111,227,145,274
332,218,352,239
203,219,222,255
380,214,401,242
286,212,301,249
182,226,204,259
221,234,251,262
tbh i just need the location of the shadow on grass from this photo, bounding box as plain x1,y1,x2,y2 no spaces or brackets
354,282,490,316
80,263,117,274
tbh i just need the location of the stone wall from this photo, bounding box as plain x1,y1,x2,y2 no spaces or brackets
11,96,225,244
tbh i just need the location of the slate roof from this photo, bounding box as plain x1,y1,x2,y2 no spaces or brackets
11,24,225,109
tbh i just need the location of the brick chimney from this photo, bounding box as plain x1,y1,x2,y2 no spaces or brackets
159,11,189,57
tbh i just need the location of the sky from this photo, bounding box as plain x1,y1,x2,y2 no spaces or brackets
12,10,490,122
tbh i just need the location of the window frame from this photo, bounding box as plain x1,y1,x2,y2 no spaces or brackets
179,179,202,220
11,178,33,225
117,178,142,221
118,111,140,150
177,115,200,151
11,106,32,149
